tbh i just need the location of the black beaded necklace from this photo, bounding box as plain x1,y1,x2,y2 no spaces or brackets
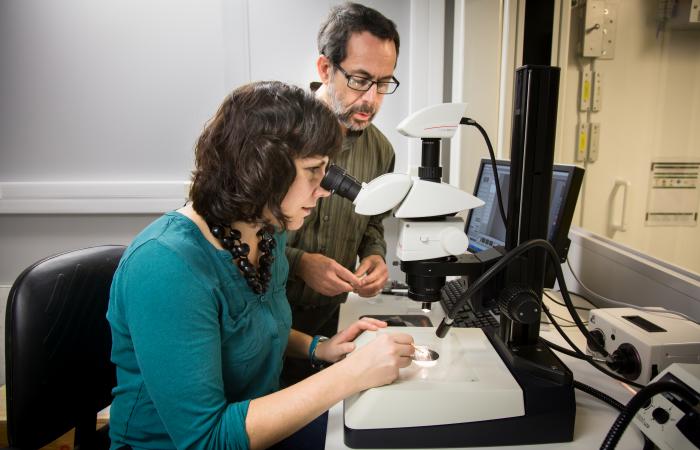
210,223,276,294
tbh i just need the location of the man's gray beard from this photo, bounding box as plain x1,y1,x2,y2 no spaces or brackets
328,84,375,131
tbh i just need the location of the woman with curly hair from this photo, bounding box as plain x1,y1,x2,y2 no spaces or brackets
107,81,413,450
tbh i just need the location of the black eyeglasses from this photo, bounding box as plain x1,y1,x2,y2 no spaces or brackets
333,64,400,95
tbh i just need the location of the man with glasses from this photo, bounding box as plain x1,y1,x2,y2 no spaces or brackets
283,2,400,385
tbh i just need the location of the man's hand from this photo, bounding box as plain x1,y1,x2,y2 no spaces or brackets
353,255,388,297
297,252,362,296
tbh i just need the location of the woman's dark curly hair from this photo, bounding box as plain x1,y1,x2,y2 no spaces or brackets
190,81,342,229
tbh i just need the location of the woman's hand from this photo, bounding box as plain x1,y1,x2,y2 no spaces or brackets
344,332,414,390
314,317,387,363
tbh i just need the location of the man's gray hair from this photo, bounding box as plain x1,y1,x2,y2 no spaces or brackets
317,2,400,66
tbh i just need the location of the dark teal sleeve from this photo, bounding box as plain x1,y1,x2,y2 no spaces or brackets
121,240,250,450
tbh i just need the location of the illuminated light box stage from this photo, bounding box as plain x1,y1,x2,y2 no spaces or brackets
343,326,575,448
345,327,523,429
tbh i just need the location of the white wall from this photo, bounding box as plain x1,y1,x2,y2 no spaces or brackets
0,0,232,184
558,1,700,274
0,0,440,286
0,0,445,384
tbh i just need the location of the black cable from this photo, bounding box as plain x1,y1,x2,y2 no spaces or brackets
438,238,608,357
600,381,698,450
549,289,600,308
530,241,607,354
542,321,578,327
544,340,653,446
541,304,592,361
543,338,591,360
545,340,655,448
544,290,592,311
460,117,507,225
542,304,645,389
541,303,580,323
573,380,625,412
549,311,587,325
642,436,655,450
437,237,644,388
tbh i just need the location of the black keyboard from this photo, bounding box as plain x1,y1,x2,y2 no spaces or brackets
440,278,500,329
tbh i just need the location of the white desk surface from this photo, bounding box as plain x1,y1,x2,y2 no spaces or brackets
325,292,645,450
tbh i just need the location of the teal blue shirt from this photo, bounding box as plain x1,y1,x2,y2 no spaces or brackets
107,212,292,450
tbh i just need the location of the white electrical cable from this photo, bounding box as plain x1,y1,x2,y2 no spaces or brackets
565,259,698,324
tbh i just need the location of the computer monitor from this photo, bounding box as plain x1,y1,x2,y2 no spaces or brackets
465,158,584,288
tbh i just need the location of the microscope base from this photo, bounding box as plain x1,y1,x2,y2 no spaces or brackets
344,329,575,448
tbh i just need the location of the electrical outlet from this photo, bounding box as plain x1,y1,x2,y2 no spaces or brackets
589,123,601,162
576,123,589,162
580,69,592,111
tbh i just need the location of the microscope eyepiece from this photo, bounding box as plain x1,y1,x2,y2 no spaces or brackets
321,164,362,202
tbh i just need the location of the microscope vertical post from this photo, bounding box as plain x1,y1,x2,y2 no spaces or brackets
501,65,561,347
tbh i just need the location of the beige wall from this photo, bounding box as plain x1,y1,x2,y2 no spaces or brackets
452,0,505,195
452,0,699,273
558,1,700,274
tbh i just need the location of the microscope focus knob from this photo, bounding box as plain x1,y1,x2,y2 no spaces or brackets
440,227,469,256
497,285,540,324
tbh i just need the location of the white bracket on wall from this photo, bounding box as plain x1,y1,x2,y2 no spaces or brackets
582,1,618,59
589,123,601,162
592,71,603,111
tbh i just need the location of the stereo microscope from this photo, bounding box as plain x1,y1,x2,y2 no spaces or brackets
322,66,577,448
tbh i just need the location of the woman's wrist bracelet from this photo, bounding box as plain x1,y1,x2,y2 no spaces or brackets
309,335,329,369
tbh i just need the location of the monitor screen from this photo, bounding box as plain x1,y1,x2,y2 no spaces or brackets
466,159,583,268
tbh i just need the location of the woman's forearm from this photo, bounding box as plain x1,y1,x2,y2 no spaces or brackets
245,359,361,450
285,328,313,359
248,328,414,449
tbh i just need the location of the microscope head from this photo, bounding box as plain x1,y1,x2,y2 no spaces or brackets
397,103,468,139
320,102,486,311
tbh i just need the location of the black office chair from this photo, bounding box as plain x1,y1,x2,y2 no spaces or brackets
4,245,126,449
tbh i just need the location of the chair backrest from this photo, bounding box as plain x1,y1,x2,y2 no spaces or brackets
5,245,126,449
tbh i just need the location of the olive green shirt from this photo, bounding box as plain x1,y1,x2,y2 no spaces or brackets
285,123,395,307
